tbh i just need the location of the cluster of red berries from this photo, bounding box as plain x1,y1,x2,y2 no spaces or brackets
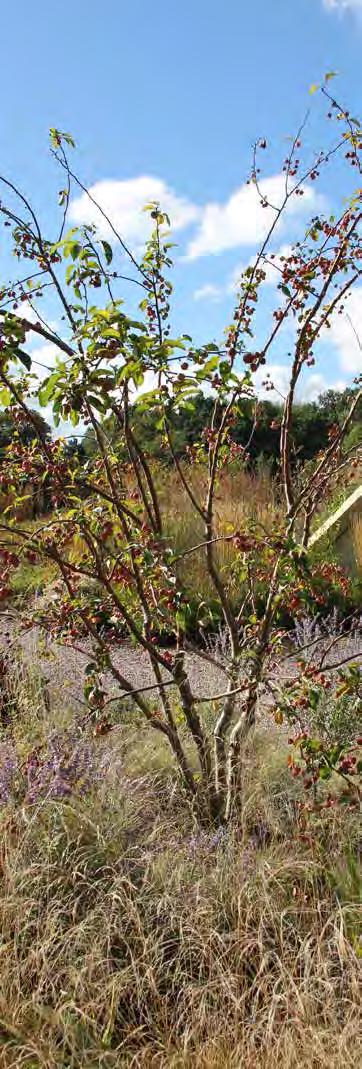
233,532,254,552
338,753,358,775
243,351,265,372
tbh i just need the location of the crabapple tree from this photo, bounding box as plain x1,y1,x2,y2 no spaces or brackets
0,81,361,822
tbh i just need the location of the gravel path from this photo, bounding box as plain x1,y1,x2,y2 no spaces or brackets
0,613,234,711
1,611,360,726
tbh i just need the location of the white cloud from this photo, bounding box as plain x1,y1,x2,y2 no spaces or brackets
70,176,199,248
186,175,318,260
29,342,63,380
254,363,289,399
14,301,46,349
70,172,320,266
193,243,295,302
193,283,224,302
322,288,362,373
13,303,61,353
254,364,345,403
297,373,340,402
323,0,362,13
230,243,295,291
15,300,41,325
131,362,337,405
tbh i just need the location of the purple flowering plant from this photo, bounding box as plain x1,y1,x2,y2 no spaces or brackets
0,728,109,807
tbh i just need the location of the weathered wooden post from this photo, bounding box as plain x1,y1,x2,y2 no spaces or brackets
308,485,362,577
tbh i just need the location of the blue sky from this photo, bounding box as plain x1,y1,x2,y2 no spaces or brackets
1,0,361,406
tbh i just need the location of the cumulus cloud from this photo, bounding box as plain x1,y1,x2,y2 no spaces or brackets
193,244,295,301
230,244,296,291
13,301,47,348
12,303,61,354
186,175,318,260
323,0,362,13
297,373,344,402
71,171,320,264
323,288,362,373
70,176,199,248
193,283,224,302
254,364,345,403
29,342,64,380
131,361,339,406
15,300,41,325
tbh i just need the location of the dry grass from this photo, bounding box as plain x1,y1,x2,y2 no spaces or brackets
2,517,57,599
0,473,360,1066
3,463,279,608
0,777,360,1068
159,464,280,604
351,513,362,574
0,664,360,1069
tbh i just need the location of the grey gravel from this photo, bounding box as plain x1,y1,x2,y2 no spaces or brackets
0,611,360,730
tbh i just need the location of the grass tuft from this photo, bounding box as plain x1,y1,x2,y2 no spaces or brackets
0,670,360,1068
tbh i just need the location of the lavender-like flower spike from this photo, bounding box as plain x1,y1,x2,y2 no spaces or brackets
0,727,113,807
0,742,18,804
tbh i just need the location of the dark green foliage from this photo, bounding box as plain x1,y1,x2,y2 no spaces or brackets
0,409,52,450
83,386,361,467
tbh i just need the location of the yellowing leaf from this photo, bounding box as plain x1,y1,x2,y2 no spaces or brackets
0,387,11,406
68,534,87,564
309,83,319,96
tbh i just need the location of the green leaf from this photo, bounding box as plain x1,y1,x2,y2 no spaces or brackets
49,128,75,149
70,242,81,261
87,395,106,412
16,349,32,371
101,240,113,265
305,738,321,753
38,372,62,407
202,355,219,374
102,329,122,342
65,263,75,284
131,369,144,388
49,127,61,148
63,131,75,148
324,71,338,83
163,339,187,351
0,387,11,406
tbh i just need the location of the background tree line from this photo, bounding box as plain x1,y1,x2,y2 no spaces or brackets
1,387,360,472
82,385,361,468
